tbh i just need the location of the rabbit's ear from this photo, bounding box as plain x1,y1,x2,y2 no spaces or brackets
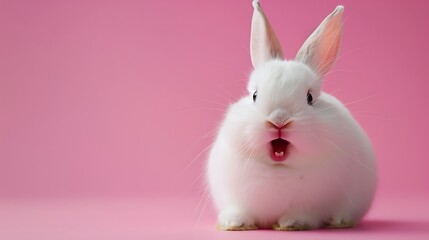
250,0,284,68
296,6,344,77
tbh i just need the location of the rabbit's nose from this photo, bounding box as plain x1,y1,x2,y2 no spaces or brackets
266,119,292,129
267,109,291,129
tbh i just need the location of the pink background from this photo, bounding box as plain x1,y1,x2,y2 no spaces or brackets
1,0,428,239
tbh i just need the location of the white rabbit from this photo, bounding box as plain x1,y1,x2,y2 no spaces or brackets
207,0,377,231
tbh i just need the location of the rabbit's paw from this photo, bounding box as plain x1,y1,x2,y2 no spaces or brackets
273,215,319,231
217,208,257,231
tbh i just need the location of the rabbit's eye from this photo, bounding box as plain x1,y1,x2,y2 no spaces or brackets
307,91,313,105
253,90,258,102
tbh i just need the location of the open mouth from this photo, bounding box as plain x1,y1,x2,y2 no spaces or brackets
270,138,290,162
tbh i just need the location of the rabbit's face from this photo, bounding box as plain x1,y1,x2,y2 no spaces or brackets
242,60,334,164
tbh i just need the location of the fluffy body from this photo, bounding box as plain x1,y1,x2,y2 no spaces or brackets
207,60,376,229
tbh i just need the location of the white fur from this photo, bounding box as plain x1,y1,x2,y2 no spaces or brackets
207,3,376,230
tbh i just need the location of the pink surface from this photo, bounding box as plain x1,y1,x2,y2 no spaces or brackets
0,196,428,239
1,0,428,239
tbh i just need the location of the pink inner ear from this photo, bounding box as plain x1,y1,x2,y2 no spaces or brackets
265,21,284,61
314,17,343,75
296,6,343,77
